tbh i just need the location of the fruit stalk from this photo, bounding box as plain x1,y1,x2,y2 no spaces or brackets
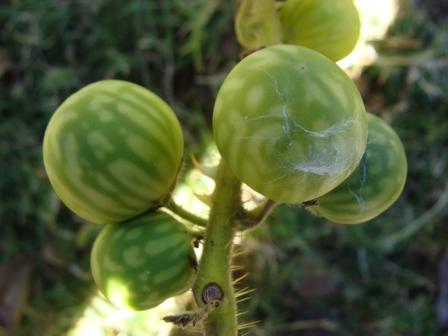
166,199,208,227
192,159,241,336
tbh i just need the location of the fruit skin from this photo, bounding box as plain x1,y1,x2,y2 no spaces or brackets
213,45,367,204
90,210,197,311
279,0,361,61
43,80,183,224
308,113,407,224
234,0,282,50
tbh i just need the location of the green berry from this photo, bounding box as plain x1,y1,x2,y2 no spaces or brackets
213,45,367,204
43,80,183,224
308,114,407,224
90,210,197,310
279,0,361,61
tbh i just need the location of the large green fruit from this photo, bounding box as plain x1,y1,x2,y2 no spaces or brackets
308,114,407,224
213,45,367,203
279,0,361,61
43,80,183,224
91,210,197,310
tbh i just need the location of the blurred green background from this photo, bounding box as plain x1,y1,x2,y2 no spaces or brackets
0,0,447,335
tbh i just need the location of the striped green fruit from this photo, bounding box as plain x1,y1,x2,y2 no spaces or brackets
213,45,367,204
308,114,407,224
43,80,183,224
91,210,197,311
279,0,361,61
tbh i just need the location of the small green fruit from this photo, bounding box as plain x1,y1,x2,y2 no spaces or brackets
91,211,197,310
43,80,184,224
308,114,407,224
213,45,367,204
279,0,361,61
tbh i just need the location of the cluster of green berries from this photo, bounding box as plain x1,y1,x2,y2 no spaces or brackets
42,0,407,312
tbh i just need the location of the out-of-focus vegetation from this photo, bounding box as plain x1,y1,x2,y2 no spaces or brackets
0,0,447,335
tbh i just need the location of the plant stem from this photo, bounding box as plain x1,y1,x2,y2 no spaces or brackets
165,199,208,227
192,159,241,336
237,199,278,230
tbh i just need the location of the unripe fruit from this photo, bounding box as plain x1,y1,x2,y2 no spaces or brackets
90,211,197,310
234,0,283,50
279,0,361,61
43,80,183,224
308,114,407,224
213,45,367,204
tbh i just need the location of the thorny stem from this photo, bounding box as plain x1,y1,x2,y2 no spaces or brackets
192,159,241,336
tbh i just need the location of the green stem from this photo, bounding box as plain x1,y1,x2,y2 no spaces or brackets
237,199,278,230
192,159,241,336
166,199,208,227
